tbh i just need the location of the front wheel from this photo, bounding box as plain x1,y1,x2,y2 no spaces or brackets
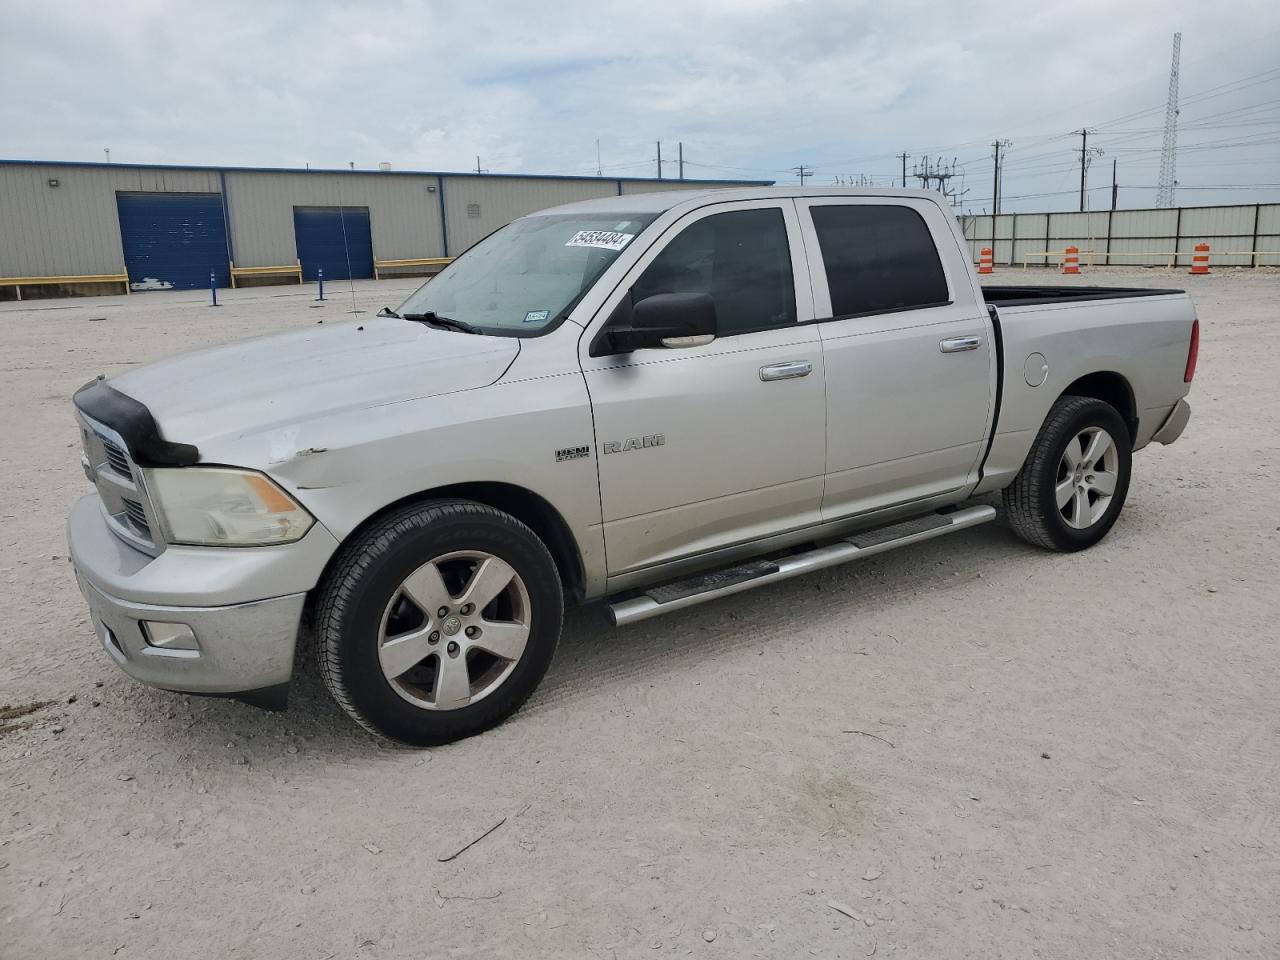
1003,395,1133,551
314,500,563,745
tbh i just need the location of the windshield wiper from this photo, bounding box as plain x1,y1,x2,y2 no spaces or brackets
377,306,402,318
401,311,480,334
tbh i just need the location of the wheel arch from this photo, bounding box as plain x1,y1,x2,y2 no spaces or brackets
1058,371,1137,445
311,481,586,606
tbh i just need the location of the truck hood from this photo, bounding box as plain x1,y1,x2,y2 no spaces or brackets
108,317,519,454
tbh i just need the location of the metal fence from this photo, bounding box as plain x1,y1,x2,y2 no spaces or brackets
960,203,1280,268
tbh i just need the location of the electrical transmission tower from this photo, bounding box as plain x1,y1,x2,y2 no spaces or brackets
1156,31,1181,209
913,156,965,206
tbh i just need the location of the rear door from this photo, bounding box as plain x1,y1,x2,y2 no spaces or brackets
581,200,827,577
795,198,995,520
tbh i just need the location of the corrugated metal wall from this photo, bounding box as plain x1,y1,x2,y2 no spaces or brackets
440,175,617,253
224,171,445,267
961,204,1280,267
0,161,761,284
0,164,219,276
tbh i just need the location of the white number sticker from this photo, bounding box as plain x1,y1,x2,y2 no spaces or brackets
565,230,635,251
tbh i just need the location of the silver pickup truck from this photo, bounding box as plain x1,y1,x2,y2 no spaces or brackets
68,187,1197,744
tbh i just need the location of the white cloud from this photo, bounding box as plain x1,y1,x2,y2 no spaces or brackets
4,0,1279,209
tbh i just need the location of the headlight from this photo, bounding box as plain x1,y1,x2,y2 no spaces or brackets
143,467,314,546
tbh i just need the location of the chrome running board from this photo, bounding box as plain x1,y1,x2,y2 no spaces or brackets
607,504,996,626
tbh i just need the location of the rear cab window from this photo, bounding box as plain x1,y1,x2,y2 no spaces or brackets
808,204,950,319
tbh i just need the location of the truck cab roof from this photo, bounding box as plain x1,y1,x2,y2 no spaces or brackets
538,186,950,218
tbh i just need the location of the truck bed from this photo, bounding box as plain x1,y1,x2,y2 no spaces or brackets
982,285,1185,307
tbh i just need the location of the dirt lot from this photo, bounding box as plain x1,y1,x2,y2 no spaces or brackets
1,267,1277,959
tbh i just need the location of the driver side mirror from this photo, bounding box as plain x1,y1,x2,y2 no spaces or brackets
593,292,717,356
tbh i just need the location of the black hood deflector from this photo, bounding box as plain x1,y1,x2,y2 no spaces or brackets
73,378,200,467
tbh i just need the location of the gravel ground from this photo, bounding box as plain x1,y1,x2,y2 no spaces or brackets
2,267,1277,959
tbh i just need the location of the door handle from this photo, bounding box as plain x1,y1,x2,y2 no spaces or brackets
759,360,813,381
939,336,983,353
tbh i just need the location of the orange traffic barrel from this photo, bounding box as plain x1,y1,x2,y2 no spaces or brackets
977,247,994,274
1062,246,1081,275
1190,243,1210,275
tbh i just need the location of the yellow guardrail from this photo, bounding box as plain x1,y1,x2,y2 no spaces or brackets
1022,250,1178,270
1019,249,1280,270
374,257,453,280
0,272,131,299
230,260,303,288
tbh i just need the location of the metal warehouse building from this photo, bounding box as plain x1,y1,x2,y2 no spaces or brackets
0,160,766,298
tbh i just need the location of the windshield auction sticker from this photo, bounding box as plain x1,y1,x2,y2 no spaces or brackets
565,230,635,251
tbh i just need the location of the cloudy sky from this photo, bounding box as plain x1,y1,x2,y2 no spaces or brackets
4,0,1279,212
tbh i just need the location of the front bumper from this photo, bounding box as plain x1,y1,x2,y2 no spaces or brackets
67,493,339,696
76,574,305,695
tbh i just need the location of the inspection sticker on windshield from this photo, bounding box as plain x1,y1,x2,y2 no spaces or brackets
523,309,550,324
565,230,634,251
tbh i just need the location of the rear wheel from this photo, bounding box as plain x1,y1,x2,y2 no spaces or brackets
1003,395,1132,551
314,500,563,745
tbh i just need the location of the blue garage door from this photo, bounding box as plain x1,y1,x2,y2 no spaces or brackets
117,192,230,291
293,207,374,281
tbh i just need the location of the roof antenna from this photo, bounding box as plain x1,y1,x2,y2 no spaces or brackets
337,206,361,315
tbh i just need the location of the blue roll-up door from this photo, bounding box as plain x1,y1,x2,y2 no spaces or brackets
116,192,230,291
293,207,374,281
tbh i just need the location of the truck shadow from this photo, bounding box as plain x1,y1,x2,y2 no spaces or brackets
117,513,1052,761
524,516,1033,715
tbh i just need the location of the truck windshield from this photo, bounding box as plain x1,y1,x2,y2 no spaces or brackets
396,212,657,335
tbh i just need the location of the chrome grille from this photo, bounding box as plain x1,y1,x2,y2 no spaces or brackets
77,413,163,556
103,439,131,476
121,498,151,537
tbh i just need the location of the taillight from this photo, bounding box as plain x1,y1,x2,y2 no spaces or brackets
1184,318,1199,383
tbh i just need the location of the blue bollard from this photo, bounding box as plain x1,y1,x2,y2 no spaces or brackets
210,271,219,307
316,267,325,302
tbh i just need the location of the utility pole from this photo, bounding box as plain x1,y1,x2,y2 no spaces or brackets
656,141,663,180
1078,130,1087,212
898,152,910,188
678,142,684,181
793,164,814,185
475,156,488,175
596,138,602,177
1075,130,1102,212
1111,158,1118,210
991,139,1010,214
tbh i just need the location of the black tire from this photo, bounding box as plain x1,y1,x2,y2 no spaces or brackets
314,499,563,745
1002,395,1133,552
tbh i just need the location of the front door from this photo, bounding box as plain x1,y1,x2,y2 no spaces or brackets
795,197,995,520
580,201,827,577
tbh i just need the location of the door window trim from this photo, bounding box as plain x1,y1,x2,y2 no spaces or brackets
795,196,967,325
582,198,816,363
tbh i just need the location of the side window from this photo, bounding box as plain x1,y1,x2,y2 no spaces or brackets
631,208,796,336
810,205,950,318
